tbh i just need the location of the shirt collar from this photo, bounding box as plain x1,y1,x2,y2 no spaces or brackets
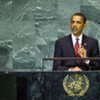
71,33,83,46
71,33,83,40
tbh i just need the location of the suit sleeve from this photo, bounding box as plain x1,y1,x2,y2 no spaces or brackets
53,40,68,70
89,39,100,70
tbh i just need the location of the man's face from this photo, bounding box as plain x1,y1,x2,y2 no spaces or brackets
70,15,86,37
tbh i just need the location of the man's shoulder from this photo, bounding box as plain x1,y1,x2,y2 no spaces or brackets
56,34,70,42
84,34,98,42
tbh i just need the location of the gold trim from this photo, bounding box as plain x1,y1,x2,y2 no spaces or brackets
63,74,89,96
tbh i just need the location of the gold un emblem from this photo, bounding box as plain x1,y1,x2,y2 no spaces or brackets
63,74,89,96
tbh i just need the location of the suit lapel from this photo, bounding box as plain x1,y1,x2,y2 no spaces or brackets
65,34,88,57
66,34,76,57
82,34,88,48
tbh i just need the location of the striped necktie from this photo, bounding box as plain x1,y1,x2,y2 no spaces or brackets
74,38,79,56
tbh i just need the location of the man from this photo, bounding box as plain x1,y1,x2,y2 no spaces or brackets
53,12,100,71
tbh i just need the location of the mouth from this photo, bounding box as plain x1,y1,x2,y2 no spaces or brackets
72,28,78,33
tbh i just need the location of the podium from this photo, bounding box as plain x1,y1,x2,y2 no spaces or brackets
0,57,100,99
0,71,100,100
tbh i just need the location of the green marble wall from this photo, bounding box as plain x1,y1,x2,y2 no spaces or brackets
0,0,100,71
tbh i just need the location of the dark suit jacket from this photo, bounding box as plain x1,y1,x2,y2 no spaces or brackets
53,34,100,71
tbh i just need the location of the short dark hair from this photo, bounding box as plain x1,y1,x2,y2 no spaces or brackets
71,12,86,23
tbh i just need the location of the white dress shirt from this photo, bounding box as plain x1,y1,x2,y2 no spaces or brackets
71,33,82,48
68,33,89,71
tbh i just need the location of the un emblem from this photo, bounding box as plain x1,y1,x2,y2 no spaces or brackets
63,74,89,96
